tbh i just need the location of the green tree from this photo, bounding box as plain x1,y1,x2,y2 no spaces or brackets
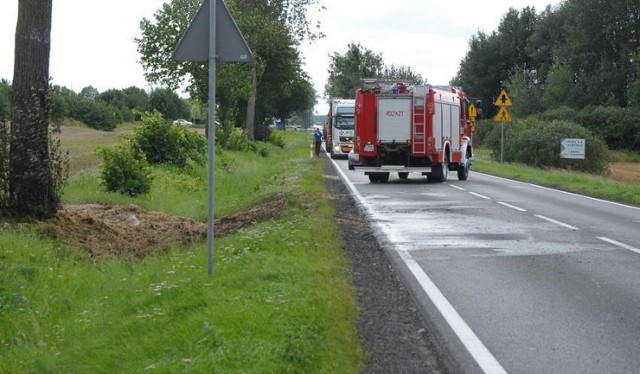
456,7,539,117
325,42,383,99
627,52,640,108
78,85,99,103
504,69,543,117
148,88,190,120
541,57,575,110
121,86,150,119
7,0,61,217
563,0,639,107
135,0,320,140
454,31,503,116
526,4,569,85
50,85,74,122
71,101,118,131
0,79,10,121
379,65,425,85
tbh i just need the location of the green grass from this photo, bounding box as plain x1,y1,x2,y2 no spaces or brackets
473,148,640,206
1,131,362,373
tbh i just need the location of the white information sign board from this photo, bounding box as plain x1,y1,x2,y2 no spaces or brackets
560,138,586,159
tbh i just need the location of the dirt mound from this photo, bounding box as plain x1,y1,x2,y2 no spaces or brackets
38,197,285,260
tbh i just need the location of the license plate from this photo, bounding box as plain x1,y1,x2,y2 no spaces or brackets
364,144,374,152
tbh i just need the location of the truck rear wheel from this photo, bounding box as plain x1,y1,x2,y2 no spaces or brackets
428,161,448,183
368,173,389,183
457,160,469,180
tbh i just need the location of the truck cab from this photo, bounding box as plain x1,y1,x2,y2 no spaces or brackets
324,99,356,159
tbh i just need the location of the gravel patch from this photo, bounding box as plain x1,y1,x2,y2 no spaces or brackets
322,159,450,373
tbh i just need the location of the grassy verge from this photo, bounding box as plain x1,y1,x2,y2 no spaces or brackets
1,131,362,372
473,148,640,206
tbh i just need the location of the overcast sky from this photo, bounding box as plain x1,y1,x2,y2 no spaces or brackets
0,0,563,115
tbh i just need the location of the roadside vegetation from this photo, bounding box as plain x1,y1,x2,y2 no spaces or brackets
472,147,640,207
471,117,640,207
0,128,362,372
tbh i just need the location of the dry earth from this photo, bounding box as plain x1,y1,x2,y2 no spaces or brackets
609,162,640,184
37,197,286,260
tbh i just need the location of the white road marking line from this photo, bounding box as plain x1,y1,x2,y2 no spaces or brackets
479,172,640,211
450,184,466,191
469,192,491,200
498,202,527,212
397,250,508,374
597,237,640,255
534,215,579,230
331,159,506,374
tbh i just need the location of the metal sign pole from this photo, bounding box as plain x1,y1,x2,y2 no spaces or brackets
171,0,253,278
500,122,505,164
207,1,217,277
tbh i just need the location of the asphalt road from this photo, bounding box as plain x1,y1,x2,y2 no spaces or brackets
331,158,640,374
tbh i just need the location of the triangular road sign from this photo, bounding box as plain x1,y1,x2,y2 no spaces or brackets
494,106,512,122
494,89,513,107
172,0,253,63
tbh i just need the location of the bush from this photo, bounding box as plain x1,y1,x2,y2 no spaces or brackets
537,106,579,123
488,118,609,174
129,111,207,167
71,101,118,131
471,119,495,148
224,127,258,152
267,129,287,149
485,117,539,163
576,106,640,151
96,143,153,196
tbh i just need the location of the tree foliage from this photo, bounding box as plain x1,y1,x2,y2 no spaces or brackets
135,0,318,140
324,43,383,99
378,65,425,85
0,79,10,121
456,0,640,114
148,88,190,121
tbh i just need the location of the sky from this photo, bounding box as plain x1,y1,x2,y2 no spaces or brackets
0,0,563,115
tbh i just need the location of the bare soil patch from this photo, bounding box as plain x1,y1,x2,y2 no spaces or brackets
37,196,285,260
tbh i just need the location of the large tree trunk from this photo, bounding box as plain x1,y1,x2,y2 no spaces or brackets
9,0,57,218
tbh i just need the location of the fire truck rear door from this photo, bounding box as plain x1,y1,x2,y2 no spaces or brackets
377,97,412,143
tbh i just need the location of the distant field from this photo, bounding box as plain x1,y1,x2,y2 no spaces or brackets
608,163,640,185
59,123,135,176
60,124,640,186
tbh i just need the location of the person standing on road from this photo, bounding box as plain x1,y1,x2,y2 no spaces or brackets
313,128,323,156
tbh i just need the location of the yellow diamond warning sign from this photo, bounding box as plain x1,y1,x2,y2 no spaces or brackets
494,89,513,107
468,103,477,119
494,106,512,122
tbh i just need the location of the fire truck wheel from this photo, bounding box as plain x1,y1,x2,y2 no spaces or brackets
398,172,409,180
368,173,389,183
428,162,448,183
457,160,469,181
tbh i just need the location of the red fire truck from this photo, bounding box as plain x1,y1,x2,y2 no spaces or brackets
348,79,474,183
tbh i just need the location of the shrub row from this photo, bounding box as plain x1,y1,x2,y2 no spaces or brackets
537,106,640,152
97,111,207,196
482,117,609,174
97,112,280,196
